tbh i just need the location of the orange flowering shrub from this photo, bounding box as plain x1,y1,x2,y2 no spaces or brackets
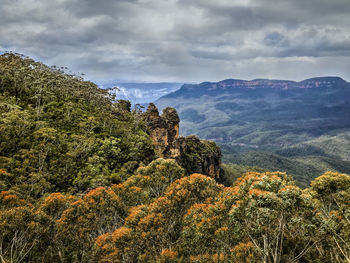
228,172,318,263
157,249,179,263
56,187,127,262
308,172,350,261
94,174,224,262
230,242,256,262
0,191,28,207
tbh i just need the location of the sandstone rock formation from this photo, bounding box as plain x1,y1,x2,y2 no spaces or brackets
145,103,180,159
145,103,222,179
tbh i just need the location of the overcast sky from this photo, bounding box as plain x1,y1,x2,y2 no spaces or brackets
1,0,350,83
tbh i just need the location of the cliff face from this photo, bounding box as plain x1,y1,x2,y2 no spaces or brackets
145,103,221,179
176,135,221,179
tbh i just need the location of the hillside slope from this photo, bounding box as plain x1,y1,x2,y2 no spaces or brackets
0,53,220,197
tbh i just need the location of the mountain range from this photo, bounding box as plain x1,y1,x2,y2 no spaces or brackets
155,77,350,185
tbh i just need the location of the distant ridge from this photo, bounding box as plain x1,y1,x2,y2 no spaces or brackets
161,76,349,99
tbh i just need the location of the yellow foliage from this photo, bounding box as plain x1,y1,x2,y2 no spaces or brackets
161,249,177,257
111,227,132,241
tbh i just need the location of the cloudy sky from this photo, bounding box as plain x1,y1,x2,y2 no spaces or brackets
1,0,350,83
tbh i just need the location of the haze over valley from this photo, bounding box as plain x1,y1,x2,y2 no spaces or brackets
100,82,183,104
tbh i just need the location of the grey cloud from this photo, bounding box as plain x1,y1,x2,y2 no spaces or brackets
264,32,289,47
66,0,139,17
190,50,232,61
0,0,350,82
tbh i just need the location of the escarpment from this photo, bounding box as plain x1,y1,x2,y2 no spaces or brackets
145,103,222,179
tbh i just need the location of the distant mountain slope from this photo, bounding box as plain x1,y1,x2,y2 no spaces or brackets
156,77,350,184
276,131,350,160
156,77,350,152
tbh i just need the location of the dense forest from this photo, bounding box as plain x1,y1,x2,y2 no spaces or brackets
0,53,349,263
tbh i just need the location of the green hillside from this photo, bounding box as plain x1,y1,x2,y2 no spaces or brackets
0,53,156,197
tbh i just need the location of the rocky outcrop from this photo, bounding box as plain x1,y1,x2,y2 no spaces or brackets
176,135,222,179
145,103,222,179
145,103,180,159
